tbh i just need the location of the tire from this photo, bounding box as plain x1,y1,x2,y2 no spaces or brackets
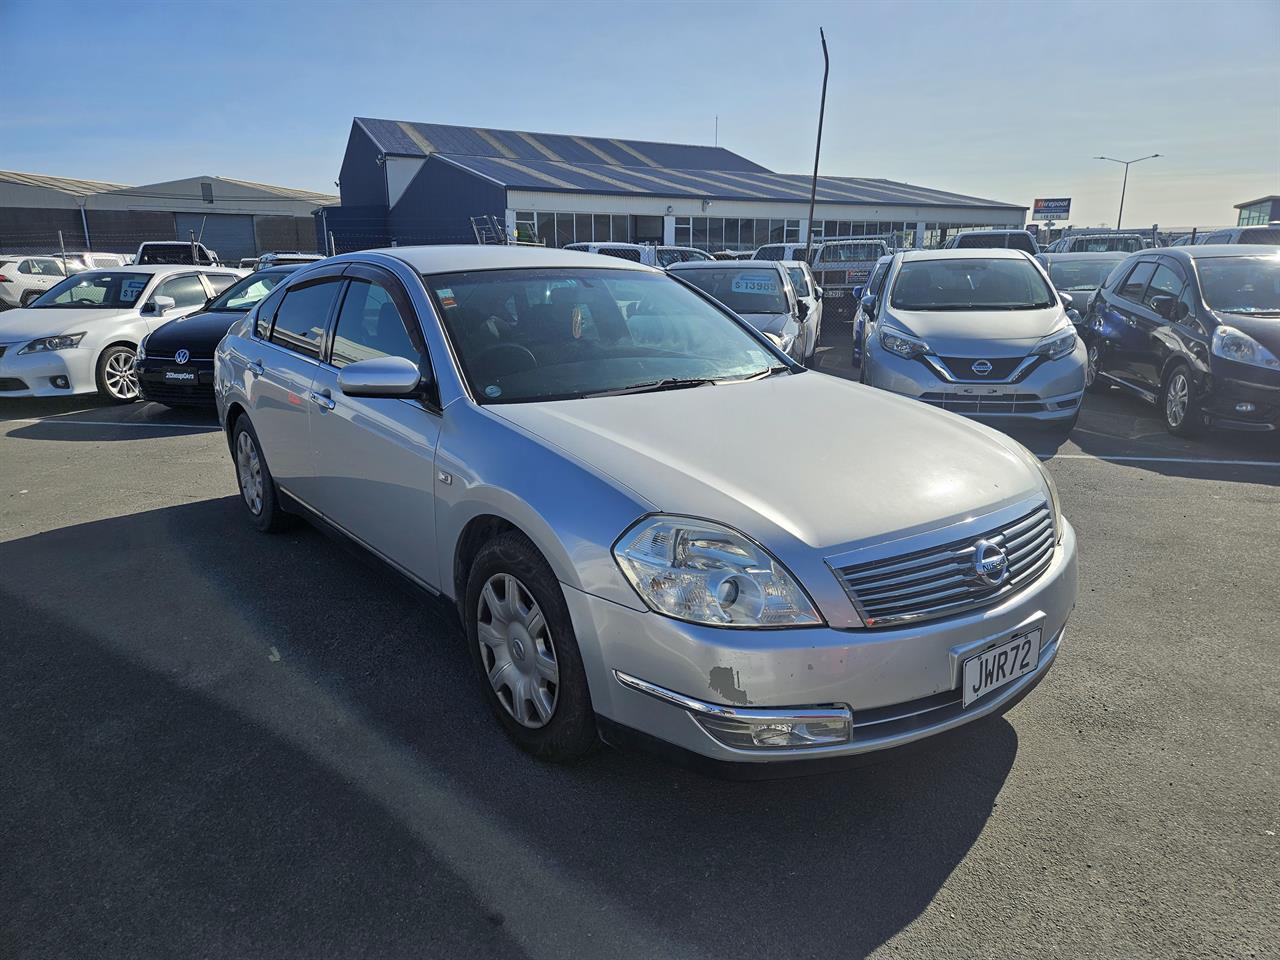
1160,363,1201,437
231,416,293,533
95,345,140,403
1046,407,1080,442
465,531,598,762
1084,340,1108,394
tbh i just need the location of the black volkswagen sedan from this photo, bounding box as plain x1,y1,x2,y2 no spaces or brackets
137,265,303,407
1082,245,1280,436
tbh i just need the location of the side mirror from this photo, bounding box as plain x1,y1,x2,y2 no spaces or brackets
852,284,865,301
1171,300,1191,323
797,300,810,321
860,293,877,314
337,355,426,398
144,295,177,316
1148,294,1176,321
814,285,824,300
1059,291,1074,309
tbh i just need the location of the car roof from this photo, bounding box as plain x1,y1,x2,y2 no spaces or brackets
1157,244,1280,261
779,259,810,268
77,264,219,277
385,244,655,274
952,229,1031,235
899,248,1029,262
1039,251,1127,260
667,258,783,271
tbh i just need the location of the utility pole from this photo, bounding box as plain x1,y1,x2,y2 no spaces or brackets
804,28,829,264
1094,154,1161,229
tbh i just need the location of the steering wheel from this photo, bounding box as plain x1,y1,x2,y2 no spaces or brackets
476,343,538,378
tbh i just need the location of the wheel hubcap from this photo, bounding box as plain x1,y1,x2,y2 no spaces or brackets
1085,344,1098,387
476,573,558,729
235,430,264,515
104,350,138,399
1166,373,1189,427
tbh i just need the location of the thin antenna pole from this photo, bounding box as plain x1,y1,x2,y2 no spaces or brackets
804,28,829,264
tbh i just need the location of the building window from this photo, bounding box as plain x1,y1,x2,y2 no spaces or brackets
515,211,537,243
1238,201,1269,226
675,216,692,246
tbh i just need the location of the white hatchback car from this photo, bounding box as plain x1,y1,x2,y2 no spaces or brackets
0,264,243,401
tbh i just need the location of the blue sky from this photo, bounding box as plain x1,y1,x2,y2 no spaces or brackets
3,0,1277,228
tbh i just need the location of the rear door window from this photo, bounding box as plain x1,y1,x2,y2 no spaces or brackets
1116,261,1156,302
269,278,342,359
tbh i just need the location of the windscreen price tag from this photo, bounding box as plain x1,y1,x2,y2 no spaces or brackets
119,277,148,302
731,273,778,294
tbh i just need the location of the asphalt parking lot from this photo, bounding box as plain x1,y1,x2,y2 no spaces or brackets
2,323,1277,960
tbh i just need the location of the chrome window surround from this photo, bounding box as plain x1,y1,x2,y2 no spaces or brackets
826,496,1055,628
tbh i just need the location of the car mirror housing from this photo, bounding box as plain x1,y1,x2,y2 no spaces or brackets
797,300,810,321
1058,291,1074,309
143,295,177,316
860,293,877,314
1148,294,1176,321
337,356,426,398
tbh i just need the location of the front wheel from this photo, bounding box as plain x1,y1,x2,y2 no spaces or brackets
465,532,598,762
95,345,140,403
1161,365,1201,437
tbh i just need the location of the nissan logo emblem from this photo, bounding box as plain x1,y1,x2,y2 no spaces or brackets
971,538,1009,587
175,349,190,365
971,359,993,376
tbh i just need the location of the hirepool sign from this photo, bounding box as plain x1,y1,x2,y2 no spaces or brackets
1033,198,1071,221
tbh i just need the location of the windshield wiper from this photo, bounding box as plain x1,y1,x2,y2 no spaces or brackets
734,364,792,381
584,377,720,398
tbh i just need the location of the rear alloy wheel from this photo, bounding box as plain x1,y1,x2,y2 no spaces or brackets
1084,341,1108,393
1161,365,1200,437
96,345,139,403
231,417,292,532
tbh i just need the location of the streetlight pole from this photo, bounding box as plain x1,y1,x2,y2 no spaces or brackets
804,28,829,264
1094,154,1161,229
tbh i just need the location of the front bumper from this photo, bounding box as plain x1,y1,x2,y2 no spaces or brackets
137,357,216,406
866,339,1086,424
1201,369,1280,432
567,520,1077,766
0,345,95,397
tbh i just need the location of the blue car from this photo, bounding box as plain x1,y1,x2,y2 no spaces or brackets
851,255,893,367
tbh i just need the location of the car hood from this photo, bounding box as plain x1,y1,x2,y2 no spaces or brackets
491,371,1044,552
0,306,135,341
146,309,244,354
1214,311,1280,355
885,305,1066,357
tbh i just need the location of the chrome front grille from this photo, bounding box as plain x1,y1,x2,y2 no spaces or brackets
834,504,1056,627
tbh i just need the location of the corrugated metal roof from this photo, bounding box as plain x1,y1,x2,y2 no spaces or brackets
356,118,770,173
432,155,1023,209
0,168,130,197
213,176,338,204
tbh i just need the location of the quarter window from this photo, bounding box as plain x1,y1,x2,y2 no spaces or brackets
329,280,420,369
269,278,342,358
1116,261,1156,302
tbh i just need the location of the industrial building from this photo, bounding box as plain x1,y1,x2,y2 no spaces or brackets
0,171,337,261
1235,195,1280,226
325,117,1027,252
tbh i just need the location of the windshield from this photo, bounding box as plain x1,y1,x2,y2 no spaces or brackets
425,268,781,403
818,242,886,263
1069,236,1144,253
207,271,290,312
674,267,789,315
1197,256,1280,314
891,258,1055,311
1048,259,1124,291
31,271,152,309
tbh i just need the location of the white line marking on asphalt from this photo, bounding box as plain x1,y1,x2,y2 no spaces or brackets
1043,453,1280,467
2,418,217,430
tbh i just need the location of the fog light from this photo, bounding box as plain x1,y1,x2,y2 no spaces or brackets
697,712,851,749
1235,402,1256,414
51,376,69,389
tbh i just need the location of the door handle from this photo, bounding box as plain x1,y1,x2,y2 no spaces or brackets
247,360,264,376
310,390,336,411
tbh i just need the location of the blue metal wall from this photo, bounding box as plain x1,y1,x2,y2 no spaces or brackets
387,156,504,245
338,122,389,210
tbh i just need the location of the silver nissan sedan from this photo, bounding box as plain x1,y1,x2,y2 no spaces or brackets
214,246,1077,773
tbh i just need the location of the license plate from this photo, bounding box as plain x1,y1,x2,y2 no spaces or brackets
163,368,197,383
962,628,1041,707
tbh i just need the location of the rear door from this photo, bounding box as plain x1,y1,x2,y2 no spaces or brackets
248,269,345,493
305,264,442,586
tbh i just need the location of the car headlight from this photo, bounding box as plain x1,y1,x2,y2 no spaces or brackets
614,516,823,627
1032,326,1079,361
1212,325,1280,370
879,326,930,359
17,332,86,355
763,331,796,354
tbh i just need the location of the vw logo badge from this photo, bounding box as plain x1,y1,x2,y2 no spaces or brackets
175,349,190,365
971,359,993,376
971,538,1009,587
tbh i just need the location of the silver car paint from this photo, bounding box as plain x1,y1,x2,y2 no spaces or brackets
216,245,1077,764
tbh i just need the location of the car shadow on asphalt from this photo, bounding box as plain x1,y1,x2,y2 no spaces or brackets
1,398,220,441
0,497,1018,959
